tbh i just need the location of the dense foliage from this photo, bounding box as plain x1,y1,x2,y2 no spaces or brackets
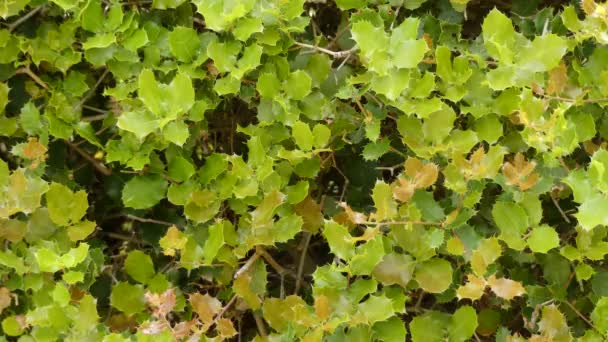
2,0,608,340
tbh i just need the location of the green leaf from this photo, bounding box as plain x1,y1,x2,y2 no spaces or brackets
163,121,190,146
323,220,355,260
292,121,314,151
233,17,263,41
590,297,608,333
312,124,331,148
138,69,162,115
372,253,415,287
168,27,201,63
124,250,155,284
2,315,24,336
152,0,187,9
122,175,168,209
203,221,225,264
372,181,397,221
257,73,281,99
285,70,312,100
82,33,116,50
362,138,392,161
110,282,146,316
373,316,407,342
482,9,517,64
576,194,608,231
527,225,560,254
358,295,394,324
74,294,99,332
410,311,450,342
168,156,195,182
492,201,529,249
117,111,158,139
390,18,428,69
414,258,453,293
45,183,88,227
518,34,568,72
449,306,478,342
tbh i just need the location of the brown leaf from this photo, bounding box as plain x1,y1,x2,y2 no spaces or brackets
217,318,237,339
22,137,47,169
392,178,416,202
295,196,324,233
190,293,222,324
456,275,487,301
0,287,11,314
145,289,176,317
314,295,331,321
141,320,167,335
547,63,568,95
487,275,526,300
503,153,539,191
173,319,197,339
337,202,367,225
393,157,438,203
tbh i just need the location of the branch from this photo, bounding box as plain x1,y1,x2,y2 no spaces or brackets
541,94,608,104
294,42,358,59
8,6,44,32
126,214,176,227
294,232,312,294
234,251,262,279
15,66,48,90
76,69,110,110
361,220,443,227
65,140,112,176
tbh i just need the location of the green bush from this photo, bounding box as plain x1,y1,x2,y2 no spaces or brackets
1,0,608,340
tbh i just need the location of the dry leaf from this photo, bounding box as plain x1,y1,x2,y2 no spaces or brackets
0,287,11,314
487,275,526,300
295,196,324,233
217,318,237,338
173,319,197,339
393,157,438,202
547,63,568,95
190,293,222,324
22,137,47,169
456,275,487,301
503,153,539,191
337,202,367,225
314,295,331,321
141,320,167,335
145,289,176,317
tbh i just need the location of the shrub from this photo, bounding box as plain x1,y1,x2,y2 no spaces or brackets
1,0,608,340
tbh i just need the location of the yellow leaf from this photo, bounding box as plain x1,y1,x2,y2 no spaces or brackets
217,318,237,338
547,63,568,95
487,275,526,300
456,275,487,301
159,225,188,256
189,293,222,324
538,305,572,342
446,236,465,256
314,295,331,321
581,0,597,15
471,237,502,276
393,157,439,202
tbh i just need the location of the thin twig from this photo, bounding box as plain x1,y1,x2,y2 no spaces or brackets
253,311,268,337
294,232,312,294
362,220,442,226
211,295,237,327
126,214,175,227
81,113,109,122
294,42,358,59
65,140,112,176
16,66,48,90
550,194,571,223
76,69,110,109
8,6,44,32
234,251,262,279
258,247,295,278
542,94,608,104
563,300,604,337
99,231,148,245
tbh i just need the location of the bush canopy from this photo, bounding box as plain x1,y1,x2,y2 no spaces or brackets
2,0,608,341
